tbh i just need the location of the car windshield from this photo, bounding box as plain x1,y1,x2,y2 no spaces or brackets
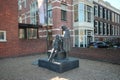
97,42,103,44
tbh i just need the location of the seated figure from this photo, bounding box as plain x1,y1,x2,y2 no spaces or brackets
48,35,66,62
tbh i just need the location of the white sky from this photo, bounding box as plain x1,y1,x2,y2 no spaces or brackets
103,0,120,9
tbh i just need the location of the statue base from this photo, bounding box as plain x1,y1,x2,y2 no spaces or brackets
38,57,79,73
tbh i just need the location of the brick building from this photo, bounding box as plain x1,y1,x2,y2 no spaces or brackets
0,0,120,58
18,0,120,48
0,0,46,58
18,0,73,49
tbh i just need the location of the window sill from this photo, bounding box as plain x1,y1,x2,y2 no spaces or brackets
0,40,7,42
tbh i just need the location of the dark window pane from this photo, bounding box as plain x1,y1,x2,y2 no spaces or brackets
61,10,67,21
0,32,4,40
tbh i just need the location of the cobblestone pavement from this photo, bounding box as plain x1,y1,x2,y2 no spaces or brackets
0,54,120,80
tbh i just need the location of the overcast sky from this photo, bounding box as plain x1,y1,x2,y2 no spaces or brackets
103,0,120,9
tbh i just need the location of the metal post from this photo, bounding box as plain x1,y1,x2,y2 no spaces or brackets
46,0,49,51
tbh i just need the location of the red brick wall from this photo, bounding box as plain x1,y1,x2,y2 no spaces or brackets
18,39,47,56
0,0,47,58
70,48,120,64
0,0,19,57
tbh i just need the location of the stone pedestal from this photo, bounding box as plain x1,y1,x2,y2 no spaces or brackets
38,57,79,73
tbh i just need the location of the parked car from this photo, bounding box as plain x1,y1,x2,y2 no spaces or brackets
88,41,109,48
112,43,120,48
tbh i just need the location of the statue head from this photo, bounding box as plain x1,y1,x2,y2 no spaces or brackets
61,26,67,31
55,35,59,40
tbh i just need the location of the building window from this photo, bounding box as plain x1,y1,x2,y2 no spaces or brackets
99,22,103,35
117,14,119,23
19,28,38,39
115,14,118,23
30,1,38,25
117,26,119,35
19,16,22,23
115,26,118,35
18,0,27,10
48,10,52,24
113,25,115,35
61,4,67,21
48,3,53,24
94,20,98,35
119,15,120,23
99,6,103,18
0,31,7,42
112,12,115,22
107,24,110,35
27,28,37,39
74,30,79,47
61,10,67,21
19,29,25,39
111,25,114,35
107,10,110,21
74,4,78,22
24,0,27,8
18,0,22,10
103,23,107,35
110,25,112,35
79,3,84,22
87,5,92,22
84,4,92,22
94,4,98,17
103,8,107,19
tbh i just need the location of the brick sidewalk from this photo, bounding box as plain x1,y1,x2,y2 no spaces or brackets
0,54,120,80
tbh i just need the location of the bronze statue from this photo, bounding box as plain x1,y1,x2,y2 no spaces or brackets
48,35,60,62
61,26,71,58
48,26,71,62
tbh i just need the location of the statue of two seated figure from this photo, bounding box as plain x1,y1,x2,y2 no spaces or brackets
48,26,71,62
48,35,66,62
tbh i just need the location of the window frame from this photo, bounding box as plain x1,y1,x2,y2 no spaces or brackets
99,6,103,18
94,20,98,35
74,4,78,22
94,4,98,17
87,5,92,22
103,23,107,35
30,1,38,25
19,23,39,39
27,28,38,39
61,10,67,21
0,31,7,42
61,4,67,21
19,28,38,39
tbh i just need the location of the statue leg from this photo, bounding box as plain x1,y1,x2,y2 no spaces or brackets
48,54,51,62
48,49,55,62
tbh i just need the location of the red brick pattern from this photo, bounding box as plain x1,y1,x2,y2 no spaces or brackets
0,0,19,57
0,0,47,58
70,48,120,64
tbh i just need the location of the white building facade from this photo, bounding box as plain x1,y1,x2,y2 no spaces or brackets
73,0,94,47
73,0,120,48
